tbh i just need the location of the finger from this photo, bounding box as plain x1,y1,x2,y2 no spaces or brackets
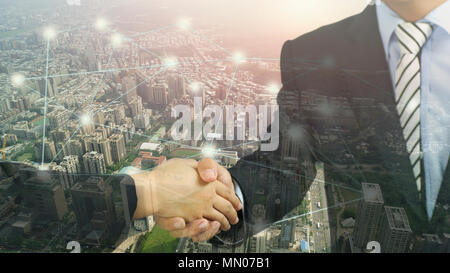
192,221,221,242
204,208,231,231
169,219,209,238
213,195,239,225
197,158,219,182
215,182,242,211
217,165,233,187
216,166,242,210
183,158,199,168
155,216,186,231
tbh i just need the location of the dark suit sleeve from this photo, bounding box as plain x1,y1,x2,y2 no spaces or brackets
122,175,138,220
215,41,320,244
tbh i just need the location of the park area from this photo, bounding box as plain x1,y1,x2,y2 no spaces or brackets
135,225,179,253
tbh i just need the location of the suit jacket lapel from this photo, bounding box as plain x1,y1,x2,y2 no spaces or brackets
341,6,428,221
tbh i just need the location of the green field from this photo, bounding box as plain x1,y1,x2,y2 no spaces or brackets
136,225,179,253
170,149,201,159
32,117,45,127
16,153,33,162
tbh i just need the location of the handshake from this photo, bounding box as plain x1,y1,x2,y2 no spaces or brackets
130,158,242,242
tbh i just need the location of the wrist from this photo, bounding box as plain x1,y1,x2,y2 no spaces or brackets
131,171,159,218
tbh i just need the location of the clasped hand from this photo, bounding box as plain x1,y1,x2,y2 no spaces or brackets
131,158,241,242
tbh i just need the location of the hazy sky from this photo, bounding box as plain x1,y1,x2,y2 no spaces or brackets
110,0,370,57
142,0,368,36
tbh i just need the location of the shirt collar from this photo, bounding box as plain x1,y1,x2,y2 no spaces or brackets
376,0,450,57
376,0,403,58
425,0,450,35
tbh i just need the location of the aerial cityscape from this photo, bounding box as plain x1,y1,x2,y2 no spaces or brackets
0,0,449,253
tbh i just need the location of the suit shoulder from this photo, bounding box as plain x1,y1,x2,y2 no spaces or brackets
283,12,362,58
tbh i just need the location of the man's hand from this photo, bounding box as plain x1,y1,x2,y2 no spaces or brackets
155,158,241,242
131,158,241,231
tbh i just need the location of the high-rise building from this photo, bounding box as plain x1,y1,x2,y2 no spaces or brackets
152,84,168,105
168,74,185,102
249,231,268,253
0,98,11,113
134,114,150,131
121,76,138,104
83,151,106,174
70,176,117,236
128,95,143,118
94,111,105,126
353,183,384,248
55,142,68,161
216,87,227,101
51,164,71,190
379,206,412,253
84,45,98,71
413,233,444,253
37,78,58,97
280,220,295,249
281,133,302,160
67,139,83,158
23,174,68,221
140,81,154,104
113,105,126,124
84,135,113,166
34,138,57,163
60,155,81,188
109,133,126,163
47,109,69,130
190,83,206,105
50,129,70,143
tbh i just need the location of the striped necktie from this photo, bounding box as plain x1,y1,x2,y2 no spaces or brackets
394,22,433,194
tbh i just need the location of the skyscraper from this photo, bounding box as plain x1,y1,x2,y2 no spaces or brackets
152,84,168,105
70,176,118,237
128,95,143,118
109,133,126,163
83,151,106,174
23,174,68,221
37,78,58,98
34,138,57,163
47,109,69,130
353,183,384,248
67,139,83,158
379,206,412,253
60,155,81,188
55,142,68,161
121,76,138,105
140,81,154,104
50,129,70,143
168,74,185,102
84,135,113,166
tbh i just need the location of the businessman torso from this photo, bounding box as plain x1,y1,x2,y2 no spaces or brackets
229,4,450,252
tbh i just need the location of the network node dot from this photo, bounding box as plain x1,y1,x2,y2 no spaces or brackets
163,57,178,68
95,18,109,31
189,82,202,93
266,82,281,94
11,73,25,87
43,26,56,40
111,33,123,48
232,51,246,64
80,113,92,126
177,17,192,31
202,145,216,158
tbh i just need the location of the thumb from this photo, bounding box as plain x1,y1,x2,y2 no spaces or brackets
197,158,219,182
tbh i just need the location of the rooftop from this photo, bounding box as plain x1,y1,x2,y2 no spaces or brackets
362,183,384,204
